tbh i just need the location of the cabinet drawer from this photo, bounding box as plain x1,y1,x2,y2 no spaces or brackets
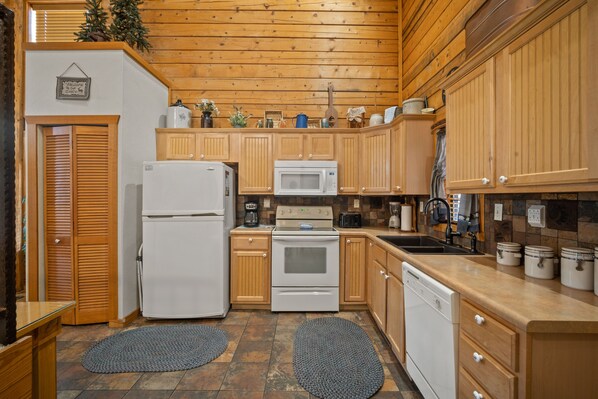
460,333,516,399
232,236,269,251
370,242,387,266
459,367,494,399
461,300,518,370
387,252,402,280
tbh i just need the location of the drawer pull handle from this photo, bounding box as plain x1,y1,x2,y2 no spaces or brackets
473,352,484,363
474,314,485,325
248,238,253,243
473,391,484,399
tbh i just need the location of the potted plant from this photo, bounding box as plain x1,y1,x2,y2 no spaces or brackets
229,105,252,128
195,99,219,128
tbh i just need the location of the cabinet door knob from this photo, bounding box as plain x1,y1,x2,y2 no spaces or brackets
267,187,272,191
379,270,385,275
481,177,490,185
263,253,267,258
346,239,351,244
189,154,194,158
362,187,366,191
54,238,61,244
473,391,484,399
340,187,344,191
308,153,313,158
474,314,485,325
298,154,302,159
369,242,373,247
248,238,253,243
200,154,205,159
498,175,508,184
395,185,401,191
384,273,390,280
473,352,484,363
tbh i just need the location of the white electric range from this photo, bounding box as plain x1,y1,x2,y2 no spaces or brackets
271,206,340,312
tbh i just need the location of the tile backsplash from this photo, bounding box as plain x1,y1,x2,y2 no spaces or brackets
236,191,598,256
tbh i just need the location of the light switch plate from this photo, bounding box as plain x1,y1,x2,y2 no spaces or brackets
528,205,546,228
263,198,270,209
494,203,503,221
353,199,360,208
419,201,424,213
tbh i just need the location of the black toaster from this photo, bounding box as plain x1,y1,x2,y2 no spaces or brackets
339,212,362,228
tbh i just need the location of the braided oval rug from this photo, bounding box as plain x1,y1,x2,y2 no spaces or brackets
293,317,384,399
82,325,228,373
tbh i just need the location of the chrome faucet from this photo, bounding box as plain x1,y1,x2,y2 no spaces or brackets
424,197,461,245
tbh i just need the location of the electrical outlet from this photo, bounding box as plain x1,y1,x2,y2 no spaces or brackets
419,201,424,213
494,203,503,221
263,198,270,209
528,205,546,228
353,199,360,208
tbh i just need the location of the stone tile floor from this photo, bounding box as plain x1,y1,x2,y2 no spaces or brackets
57,310,423,399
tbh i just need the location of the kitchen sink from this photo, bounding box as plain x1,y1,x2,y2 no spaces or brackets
377,235,479,255
376,235,445,247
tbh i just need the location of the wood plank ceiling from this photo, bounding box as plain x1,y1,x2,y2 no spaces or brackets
139,0,400,127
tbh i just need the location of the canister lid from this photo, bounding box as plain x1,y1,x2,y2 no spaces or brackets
169,99,189,109
402,98,424,105
525,245,554,256
497,242,521,249
561,247,594,260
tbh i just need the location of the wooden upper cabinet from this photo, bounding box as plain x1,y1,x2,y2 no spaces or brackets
197,133,231,161
165,133,196,160
361,128,391,194
498,2,596,187
445,59,496,191
390,118,434,195
275,133,334,160
305,133,334,160
336,133,360,194
275,133,304,160
239,133,273,194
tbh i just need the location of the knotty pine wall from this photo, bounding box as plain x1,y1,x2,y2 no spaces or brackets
139,0,400,127
401,0,485,121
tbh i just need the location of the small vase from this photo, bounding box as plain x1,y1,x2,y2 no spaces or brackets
233,124,245,128
201,111,213,128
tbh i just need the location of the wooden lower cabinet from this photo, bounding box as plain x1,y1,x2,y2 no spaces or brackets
385,264,405,364
340,235,366,304
230,234,271,305
366,243,407,365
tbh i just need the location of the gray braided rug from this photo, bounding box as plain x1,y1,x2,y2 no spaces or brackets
82,325,228,373
293,317,384,399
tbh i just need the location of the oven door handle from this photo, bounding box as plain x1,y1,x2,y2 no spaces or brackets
272,236,339,242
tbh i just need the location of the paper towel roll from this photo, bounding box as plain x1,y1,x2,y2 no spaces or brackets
400,205,412,231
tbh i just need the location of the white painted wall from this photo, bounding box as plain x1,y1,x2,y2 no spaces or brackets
25,49,168,319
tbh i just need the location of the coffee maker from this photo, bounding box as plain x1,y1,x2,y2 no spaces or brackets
389,202,400,228
244,201,259,227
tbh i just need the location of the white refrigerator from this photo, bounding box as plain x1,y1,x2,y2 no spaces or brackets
141,161,234,318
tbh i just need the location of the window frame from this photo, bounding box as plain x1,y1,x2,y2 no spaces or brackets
26,0,86,43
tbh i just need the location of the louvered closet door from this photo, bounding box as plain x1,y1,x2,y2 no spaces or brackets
72,125,113,324
43,127,75,324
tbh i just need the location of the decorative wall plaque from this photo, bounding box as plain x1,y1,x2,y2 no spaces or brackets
56,62,91,100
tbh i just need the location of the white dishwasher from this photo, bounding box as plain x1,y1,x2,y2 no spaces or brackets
403,262,459,399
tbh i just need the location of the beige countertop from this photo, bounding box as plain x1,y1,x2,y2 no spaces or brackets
230,225,598,333
231,225,274,235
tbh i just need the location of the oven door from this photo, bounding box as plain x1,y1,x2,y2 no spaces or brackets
271,235,339,286
274,169,326,196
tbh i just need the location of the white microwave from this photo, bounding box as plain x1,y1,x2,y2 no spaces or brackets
274,160,337,196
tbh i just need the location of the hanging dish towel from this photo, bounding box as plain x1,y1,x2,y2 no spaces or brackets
457,194,480,234
429,128,447,224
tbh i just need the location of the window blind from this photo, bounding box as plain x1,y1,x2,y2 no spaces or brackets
30,3,86,42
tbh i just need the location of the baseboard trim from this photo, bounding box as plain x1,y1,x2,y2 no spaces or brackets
108,308,140,328
231,304,271,310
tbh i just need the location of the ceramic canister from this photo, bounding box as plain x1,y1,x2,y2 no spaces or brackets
524,245,557,279
496,242,522,266
560,247,594,291
595,247,598,296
